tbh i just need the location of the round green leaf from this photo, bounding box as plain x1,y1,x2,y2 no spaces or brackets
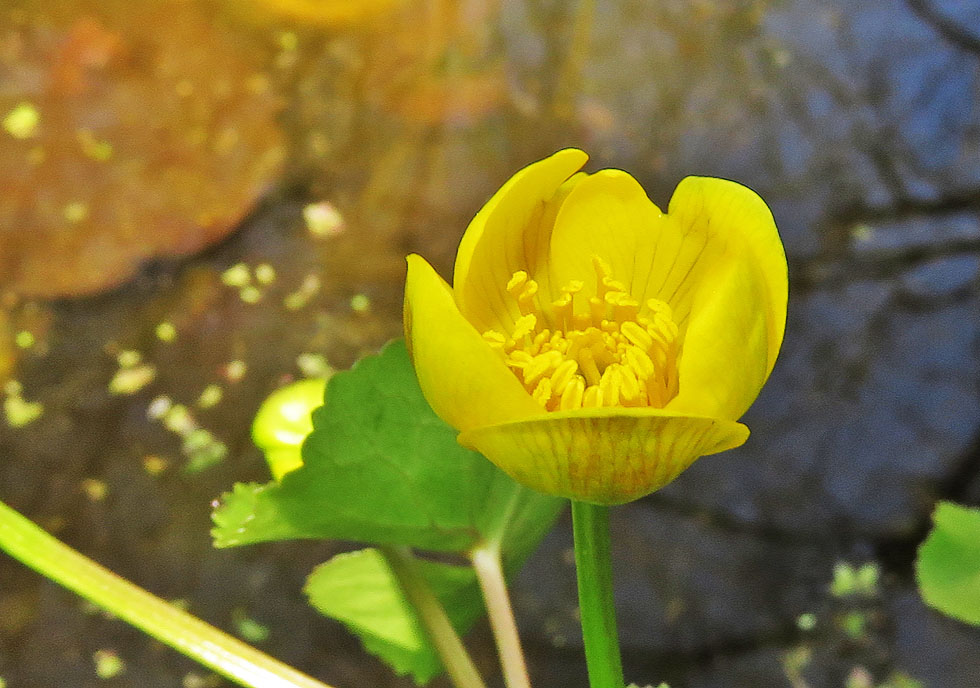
916,501,980,626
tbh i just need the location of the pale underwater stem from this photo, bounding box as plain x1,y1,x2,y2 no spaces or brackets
571,500,625,688
380,545,488,688
471,542,532,688
0,499,332,688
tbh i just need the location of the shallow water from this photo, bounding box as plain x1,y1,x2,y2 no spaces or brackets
1,0,979,686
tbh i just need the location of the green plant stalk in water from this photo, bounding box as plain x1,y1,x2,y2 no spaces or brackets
0,499,332,688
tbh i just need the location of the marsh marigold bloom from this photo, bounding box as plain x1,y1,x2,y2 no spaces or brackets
404,149,787,504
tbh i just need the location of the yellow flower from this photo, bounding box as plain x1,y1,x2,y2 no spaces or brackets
404,149,787,504
234,0,405,26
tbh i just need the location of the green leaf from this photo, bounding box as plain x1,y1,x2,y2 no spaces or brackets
213,339,563,682
304,549,484,685
916,500,980,626
212,339,562,553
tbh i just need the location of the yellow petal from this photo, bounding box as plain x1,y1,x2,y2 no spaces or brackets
404,254,545,432
453,148,589,334
665,177,787,378
458,407,749,504
548,168,665,305
549,174,785,391
665,255,770,420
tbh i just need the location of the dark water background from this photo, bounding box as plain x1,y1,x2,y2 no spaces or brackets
1,0,979,686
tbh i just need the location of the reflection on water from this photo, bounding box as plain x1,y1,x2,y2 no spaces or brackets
1,0,979,686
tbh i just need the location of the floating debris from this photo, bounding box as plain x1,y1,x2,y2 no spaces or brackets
162,404,195,434
841,610,867,640
796,612,816,631
830,562,879,598
254,263,276,285
92,649,125,679
182,428,228,473
116,350,142,368
197,384,223,409
850,223,873,244
155,321,177,342
146,395,173,420
3,380,43,427
109,363,156,395
283,273,320,311
846,666,873,688
303,201,345,238
221,263,271,303
149,401,228,472
182,671,223,688
224,360,247,383
296,352,332,379
221,263,251,288
76,129,113,161
63,201,89,223
232,608,270,643
782,646,811,686
350,293,371,313
3,102,40,139
142,455,169,476
15,331,35,349
81,478,108,502
239,285,262,304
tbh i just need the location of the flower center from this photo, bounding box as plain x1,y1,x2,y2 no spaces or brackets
482,256,680,411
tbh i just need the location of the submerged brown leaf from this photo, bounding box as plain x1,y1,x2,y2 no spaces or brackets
0,0,285,298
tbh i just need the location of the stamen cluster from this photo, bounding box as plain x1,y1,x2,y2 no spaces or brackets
483,257,679,411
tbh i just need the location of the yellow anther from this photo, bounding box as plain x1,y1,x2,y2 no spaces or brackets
550,359,579,394
483,330,506,349
624,346,655,381
657,315,679,341
550,331,570,354
530,329,552,354
516,280,539,315
582,385,603,408
487,256,679,412
506,350,534,368
559,376,586,410
532,377,553,406
617,365,641,403
646,298,672,318
512,313,537,340
524,350,562,387
600,276,628,300
620,320,653,350
598,366,620,406
610,294,640,322
507,271,528,295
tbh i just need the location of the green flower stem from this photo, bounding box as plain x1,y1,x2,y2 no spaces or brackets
470,542,532,688
0,499,331,688
571,500,624,688
380,545,488,688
